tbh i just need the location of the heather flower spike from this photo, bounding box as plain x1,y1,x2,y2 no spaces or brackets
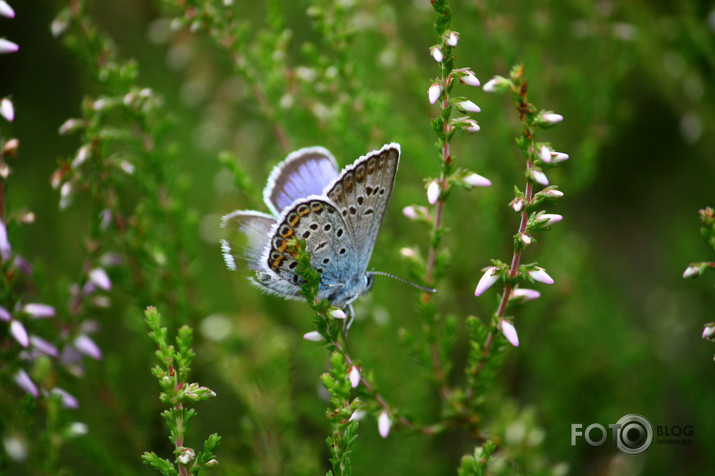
378,411,392,438
475,266,499,296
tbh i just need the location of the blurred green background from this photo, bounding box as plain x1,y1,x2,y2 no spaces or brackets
2,0,714,474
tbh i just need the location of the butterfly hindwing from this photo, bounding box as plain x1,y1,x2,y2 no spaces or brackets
220,210,276,272
262,197,359,303
326,143,399,263
263,147,339,216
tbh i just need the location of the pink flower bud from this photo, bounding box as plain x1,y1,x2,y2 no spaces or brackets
23,303,56,319
551,152,569,163
511,197,525,212
499,319,519,347
518,232,532,246
349,409,366,421
539,145,552,163
510,288,541,301
10,320,29,347
463,173,491,187
475,266,499,297
529,267,554,284
303,331,323,342
446,31,459,47
702,323,715,340
428,83,442,104
74,334,102,360
400,247,417,259
0,1,15,18
1,98,14,122
14,369,38,397
71,145,91,169
0,39,19,54
30,335,58,357
51,388,79,409
89,268,112,291
530,169,549,186
427,181,440,205
378,411,392,438
349,366,360,388
0,219,11,260
542,189,564,198
462,118,480,133
0,306,10,321
537,213,563,226
402,206,418,220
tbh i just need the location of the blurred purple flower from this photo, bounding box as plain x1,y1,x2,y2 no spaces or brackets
23,303,56,319
10,320,29,347
14,369,38,397
51,388,79,409
74,334,102,360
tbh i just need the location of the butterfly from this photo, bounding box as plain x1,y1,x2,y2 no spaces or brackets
221,143,400,309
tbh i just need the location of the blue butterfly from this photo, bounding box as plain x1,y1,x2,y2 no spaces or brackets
221,143,400,308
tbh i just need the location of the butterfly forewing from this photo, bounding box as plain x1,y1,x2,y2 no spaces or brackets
263,147,339,216
263,197,359,301
326,144,399,263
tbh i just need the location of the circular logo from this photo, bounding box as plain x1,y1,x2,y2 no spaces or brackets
615,414,653,455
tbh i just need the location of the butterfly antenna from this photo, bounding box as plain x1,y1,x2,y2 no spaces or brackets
367,271,437,293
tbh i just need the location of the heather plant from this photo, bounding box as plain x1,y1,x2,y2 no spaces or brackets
0,0,714,475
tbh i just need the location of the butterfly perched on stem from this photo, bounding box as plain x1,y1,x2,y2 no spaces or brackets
221,143,400,308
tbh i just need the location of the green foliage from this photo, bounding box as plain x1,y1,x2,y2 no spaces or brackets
142,306,220,475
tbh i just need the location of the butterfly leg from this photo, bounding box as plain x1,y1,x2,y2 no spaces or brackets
342,304,355,336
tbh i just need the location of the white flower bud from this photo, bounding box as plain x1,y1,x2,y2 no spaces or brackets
430,45,443,63
483,76,510,93
475,266,499,297
303,331,323,342
378,411,392,438
329,308,347,319
541,113,563,124
23,303,56,318
702,323,715,340
400,247,417,259
0,2,16,19
510,288,541,301
349,366,360,388
529,267,554,284
530,169,549,186
463,173,491,187
10,320,28,347
428,82,442,104
455,100,481,113
498,319,519,347
446,31,459,47
89,268,112,291
0,39,19,54
511,197,525,212
427,181,440,205
0,98,14,122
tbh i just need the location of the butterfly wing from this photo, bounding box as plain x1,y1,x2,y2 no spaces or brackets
220,210,276,271
261,197,361,305
263,147,339,216
325,143,400,265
